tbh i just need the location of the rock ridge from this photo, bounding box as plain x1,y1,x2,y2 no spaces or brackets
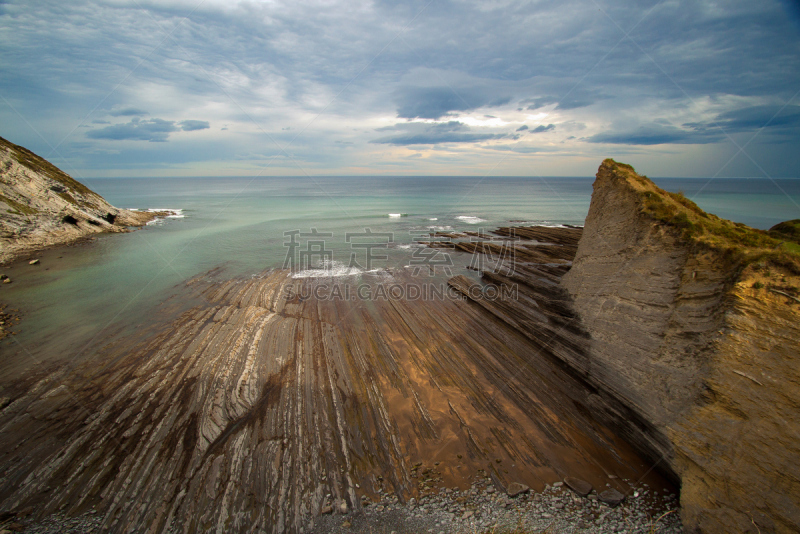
561,159,800,533
0,136,159,264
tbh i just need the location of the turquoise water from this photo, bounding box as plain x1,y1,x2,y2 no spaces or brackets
1,176,798,375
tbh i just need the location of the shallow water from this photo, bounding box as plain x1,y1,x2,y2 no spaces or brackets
0,175,798,379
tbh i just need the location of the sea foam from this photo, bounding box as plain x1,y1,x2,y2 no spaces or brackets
291,260,362,279
456,215,486,224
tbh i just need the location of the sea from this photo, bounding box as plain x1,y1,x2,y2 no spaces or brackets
1,175,799,375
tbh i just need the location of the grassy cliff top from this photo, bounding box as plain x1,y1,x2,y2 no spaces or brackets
0,135,97,198
601,159,800,273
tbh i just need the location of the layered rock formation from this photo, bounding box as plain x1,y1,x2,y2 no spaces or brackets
559,160,800,533
0,239,674,533
0,136,159,263
1,151,796,533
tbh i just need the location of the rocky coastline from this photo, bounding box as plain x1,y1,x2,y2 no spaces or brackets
11,473,682,534
0,136,165,265
0,150,798,533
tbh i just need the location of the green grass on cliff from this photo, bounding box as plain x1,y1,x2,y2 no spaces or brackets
0,193,38,216
604,159,800,274
0,135,95,198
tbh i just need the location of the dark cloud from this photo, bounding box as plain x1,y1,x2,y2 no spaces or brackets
588,106,800,147
109,108,148,117
588,123,721,145
525,91,604,111
179,120,210,131
375,121,469,133
2,0,800,174
394,87,512,120
531,124,555,133
91,119,110,124
686,105,800,133
371,121,506,145
516,125,529,131
87,118,207,142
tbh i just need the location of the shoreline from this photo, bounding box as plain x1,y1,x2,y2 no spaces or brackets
11,473,682,534
0,209,173,267
0,230,680,533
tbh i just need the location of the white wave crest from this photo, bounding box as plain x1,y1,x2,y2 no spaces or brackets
291,260,362,279
456,215,486,224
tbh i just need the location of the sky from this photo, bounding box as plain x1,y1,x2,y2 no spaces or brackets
1,0,800,178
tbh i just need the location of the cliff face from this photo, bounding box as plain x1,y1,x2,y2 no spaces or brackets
0,136,156,263
562,159,800,533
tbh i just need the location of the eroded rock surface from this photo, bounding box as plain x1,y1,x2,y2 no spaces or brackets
560,159,800,533
0,136,159,263
0,238,673,532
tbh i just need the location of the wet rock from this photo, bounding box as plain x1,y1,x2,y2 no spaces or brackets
564,477,592,497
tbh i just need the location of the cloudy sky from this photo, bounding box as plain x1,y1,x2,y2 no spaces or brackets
1,0,799,178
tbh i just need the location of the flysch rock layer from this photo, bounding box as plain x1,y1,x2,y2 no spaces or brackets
559,159,800,533
0,136,160,263
0,234,675,533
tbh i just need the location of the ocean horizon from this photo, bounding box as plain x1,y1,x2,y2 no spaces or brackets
1,175,797,376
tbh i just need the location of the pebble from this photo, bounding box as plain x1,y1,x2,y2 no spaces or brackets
16,471,679,534
301,473,683,534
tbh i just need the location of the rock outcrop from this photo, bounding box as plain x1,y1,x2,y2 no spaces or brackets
561,159,800,533
0,136,159,263
0,243,674,533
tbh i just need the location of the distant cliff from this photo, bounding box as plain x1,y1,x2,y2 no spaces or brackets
0,136,158,263
562,160,800,533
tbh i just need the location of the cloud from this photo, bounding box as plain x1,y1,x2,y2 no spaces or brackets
587,123,721,145
2,0,800,176
531,124,555,133
685,105,800,133
516,125,529,131
179,120,210,131
109,107,148,117
484,145,550,153
525,91,604,111
371,121,507,145
87,118,207,142
394,86,512,120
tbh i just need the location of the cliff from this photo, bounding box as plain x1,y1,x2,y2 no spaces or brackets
0,136,158,264
562,159,800,533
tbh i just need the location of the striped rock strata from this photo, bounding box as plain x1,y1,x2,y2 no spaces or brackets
0,229,672,533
